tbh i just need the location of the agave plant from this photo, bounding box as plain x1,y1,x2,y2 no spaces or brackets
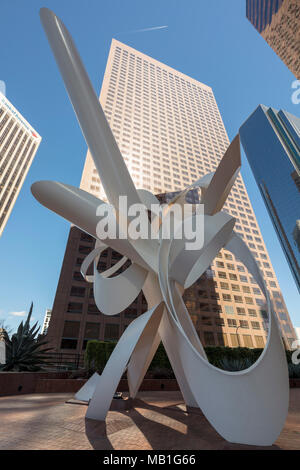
217,357,254,372
0,303,52,372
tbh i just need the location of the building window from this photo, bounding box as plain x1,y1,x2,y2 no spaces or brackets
104,323,119,341
80,233,94,242
87,303,100,315
125,308,137,318
70,286,85,297
60,338,77,349
61,321,80,350
73,271,83,281
67,302,83,314
62,321,80,338
255,336,265,348
243,335,253,348
222,294,231,301
248,309,257,317
224,305,234,315
228,319,237,328
204,331,215,346
230,334,239,347
217,333,228,346
237,307,246,315
84,322,100,342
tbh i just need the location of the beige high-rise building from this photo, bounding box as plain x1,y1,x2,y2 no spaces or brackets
0,92,41,236
46,39,296,355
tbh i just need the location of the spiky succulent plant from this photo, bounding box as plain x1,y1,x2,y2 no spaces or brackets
0,303,52,371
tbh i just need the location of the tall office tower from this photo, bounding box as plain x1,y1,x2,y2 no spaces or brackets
46,39,295,355
240,105,300,292
246,0,300,79
0,92,41,236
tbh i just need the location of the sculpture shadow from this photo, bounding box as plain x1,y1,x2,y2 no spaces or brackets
122,397,280,450
85,417,114,450
85,395,280,450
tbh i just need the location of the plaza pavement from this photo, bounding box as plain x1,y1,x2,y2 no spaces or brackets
0,390,299,450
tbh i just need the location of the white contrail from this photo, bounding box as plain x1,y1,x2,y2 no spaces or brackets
117,25,168,35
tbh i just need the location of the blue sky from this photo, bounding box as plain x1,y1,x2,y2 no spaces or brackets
0,0,299,331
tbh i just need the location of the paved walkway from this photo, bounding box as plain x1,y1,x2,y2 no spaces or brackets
0,390,299,450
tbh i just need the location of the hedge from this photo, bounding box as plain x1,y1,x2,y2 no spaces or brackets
85,340,117,372
85,340,292,373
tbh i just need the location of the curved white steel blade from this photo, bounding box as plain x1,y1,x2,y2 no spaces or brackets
31,180,152,270
164,235,289,446
75,372,100,402
39,8,141,212
201,135,241,215
86,302,164,420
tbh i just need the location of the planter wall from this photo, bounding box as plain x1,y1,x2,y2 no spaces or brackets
289,378,300,388
0,372,70,397
2,373,299,397
35,377,180,394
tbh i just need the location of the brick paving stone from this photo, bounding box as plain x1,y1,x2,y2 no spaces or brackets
0,390,299,450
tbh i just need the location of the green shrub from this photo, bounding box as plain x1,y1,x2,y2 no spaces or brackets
288,363,300,379
149,342,171,370
204,346,263,368
84,340,292,376
151,366,175,379
85,340,117,373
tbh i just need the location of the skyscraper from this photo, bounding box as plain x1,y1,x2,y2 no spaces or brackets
240,104,300,292
0,92,41,236
46,39,295,354
246,0,300,79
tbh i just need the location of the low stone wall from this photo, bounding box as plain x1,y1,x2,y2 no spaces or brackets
35,378,86,394
35,378,179,394
289,379,300,388
2,373,300,397
0,372,70,396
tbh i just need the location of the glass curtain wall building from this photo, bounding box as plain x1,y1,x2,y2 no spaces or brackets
240,104,300,292
246,0,284,33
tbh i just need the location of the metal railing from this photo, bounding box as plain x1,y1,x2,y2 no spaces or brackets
43,352,84,371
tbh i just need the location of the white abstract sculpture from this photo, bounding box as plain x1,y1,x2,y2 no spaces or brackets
32,8,289,446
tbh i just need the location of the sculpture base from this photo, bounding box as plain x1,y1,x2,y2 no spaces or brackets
110,397,133,412
186,405,205,416
66,397,133,412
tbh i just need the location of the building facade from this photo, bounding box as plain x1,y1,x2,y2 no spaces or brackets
0,92,41,236
246,0,300,79
240,105,300,292
46,39,296,354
